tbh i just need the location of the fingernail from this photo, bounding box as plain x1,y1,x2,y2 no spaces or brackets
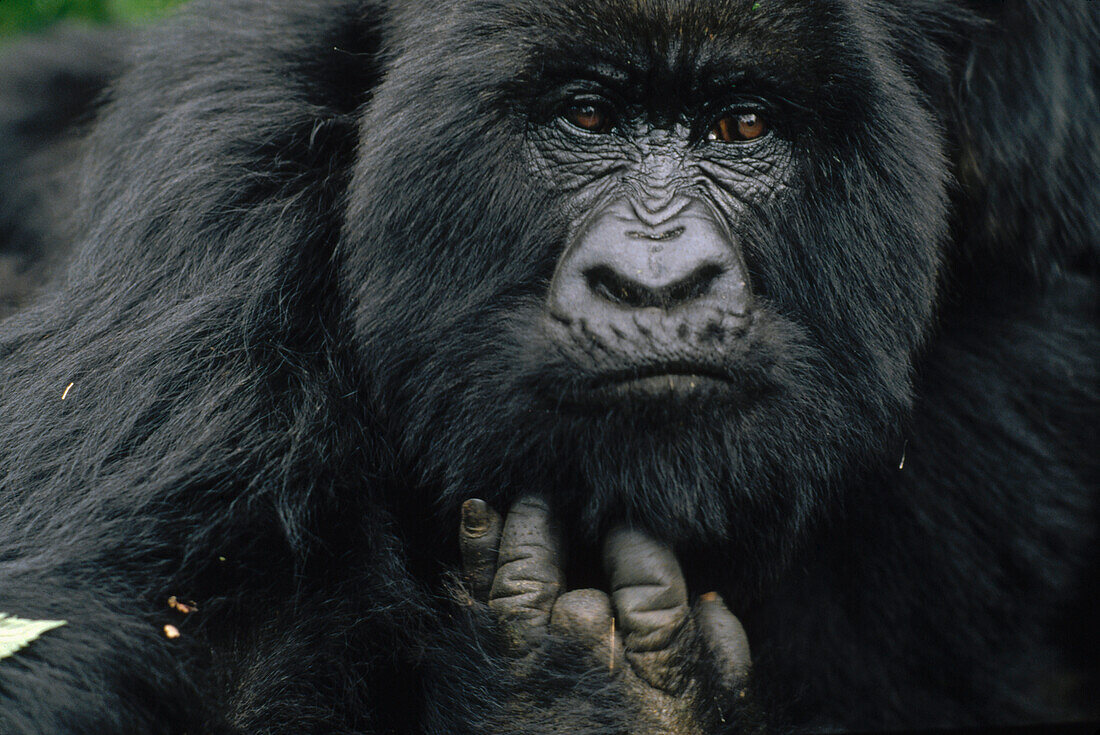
461,498,491,536
700,591,720,603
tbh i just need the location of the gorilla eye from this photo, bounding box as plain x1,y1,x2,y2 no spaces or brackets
564,102,613,134
707,112,768,143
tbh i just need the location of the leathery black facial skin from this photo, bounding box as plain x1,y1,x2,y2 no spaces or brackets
0,1,1096,733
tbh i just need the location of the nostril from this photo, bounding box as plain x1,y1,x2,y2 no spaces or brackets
585,265,651,308
584,263,725,310
663,264,723,306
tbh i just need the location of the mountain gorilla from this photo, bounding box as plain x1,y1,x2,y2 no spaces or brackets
0,0,1097,733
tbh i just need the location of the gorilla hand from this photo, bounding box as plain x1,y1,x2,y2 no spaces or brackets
459,496,753,734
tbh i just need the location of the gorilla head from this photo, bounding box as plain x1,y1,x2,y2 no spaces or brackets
342,0,948,584
0,0,1094,730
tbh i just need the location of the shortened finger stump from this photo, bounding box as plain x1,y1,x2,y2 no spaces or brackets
550,589,614,648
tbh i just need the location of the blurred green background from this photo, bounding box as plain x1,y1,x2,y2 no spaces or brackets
0,0,184,37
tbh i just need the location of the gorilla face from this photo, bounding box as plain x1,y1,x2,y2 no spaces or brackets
343,0,948,583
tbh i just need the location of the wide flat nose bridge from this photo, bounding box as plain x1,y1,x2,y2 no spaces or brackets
628,193,693,228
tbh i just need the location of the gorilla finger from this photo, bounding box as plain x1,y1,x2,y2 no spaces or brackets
604,528,691,692
550,589,615,651
459,498,503,601
696,592,752,687
489,495,564,644
603,527,690,653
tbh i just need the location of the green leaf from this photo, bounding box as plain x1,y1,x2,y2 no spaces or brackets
0,613,67,660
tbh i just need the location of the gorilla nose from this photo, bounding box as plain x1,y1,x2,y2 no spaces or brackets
549,198,750,322
583,258,725,311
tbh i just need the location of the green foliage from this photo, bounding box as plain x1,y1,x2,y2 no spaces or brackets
0,613,67,660
0,0,184,37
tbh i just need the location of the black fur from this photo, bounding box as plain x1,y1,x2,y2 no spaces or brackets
0,1,1096,733
0,25,131,316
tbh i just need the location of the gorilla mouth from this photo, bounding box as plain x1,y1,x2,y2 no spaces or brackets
588,363,736,400
558,360,774,411
532,308,772,410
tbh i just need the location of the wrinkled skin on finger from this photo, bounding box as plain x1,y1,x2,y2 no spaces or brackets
459,497,753,734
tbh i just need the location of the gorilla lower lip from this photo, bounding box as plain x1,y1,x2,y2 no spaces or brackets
590,367,735,400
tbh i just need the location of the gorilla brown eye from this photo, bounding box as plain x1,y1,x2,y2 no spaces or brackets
708,112,768,142
564,103,612,133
